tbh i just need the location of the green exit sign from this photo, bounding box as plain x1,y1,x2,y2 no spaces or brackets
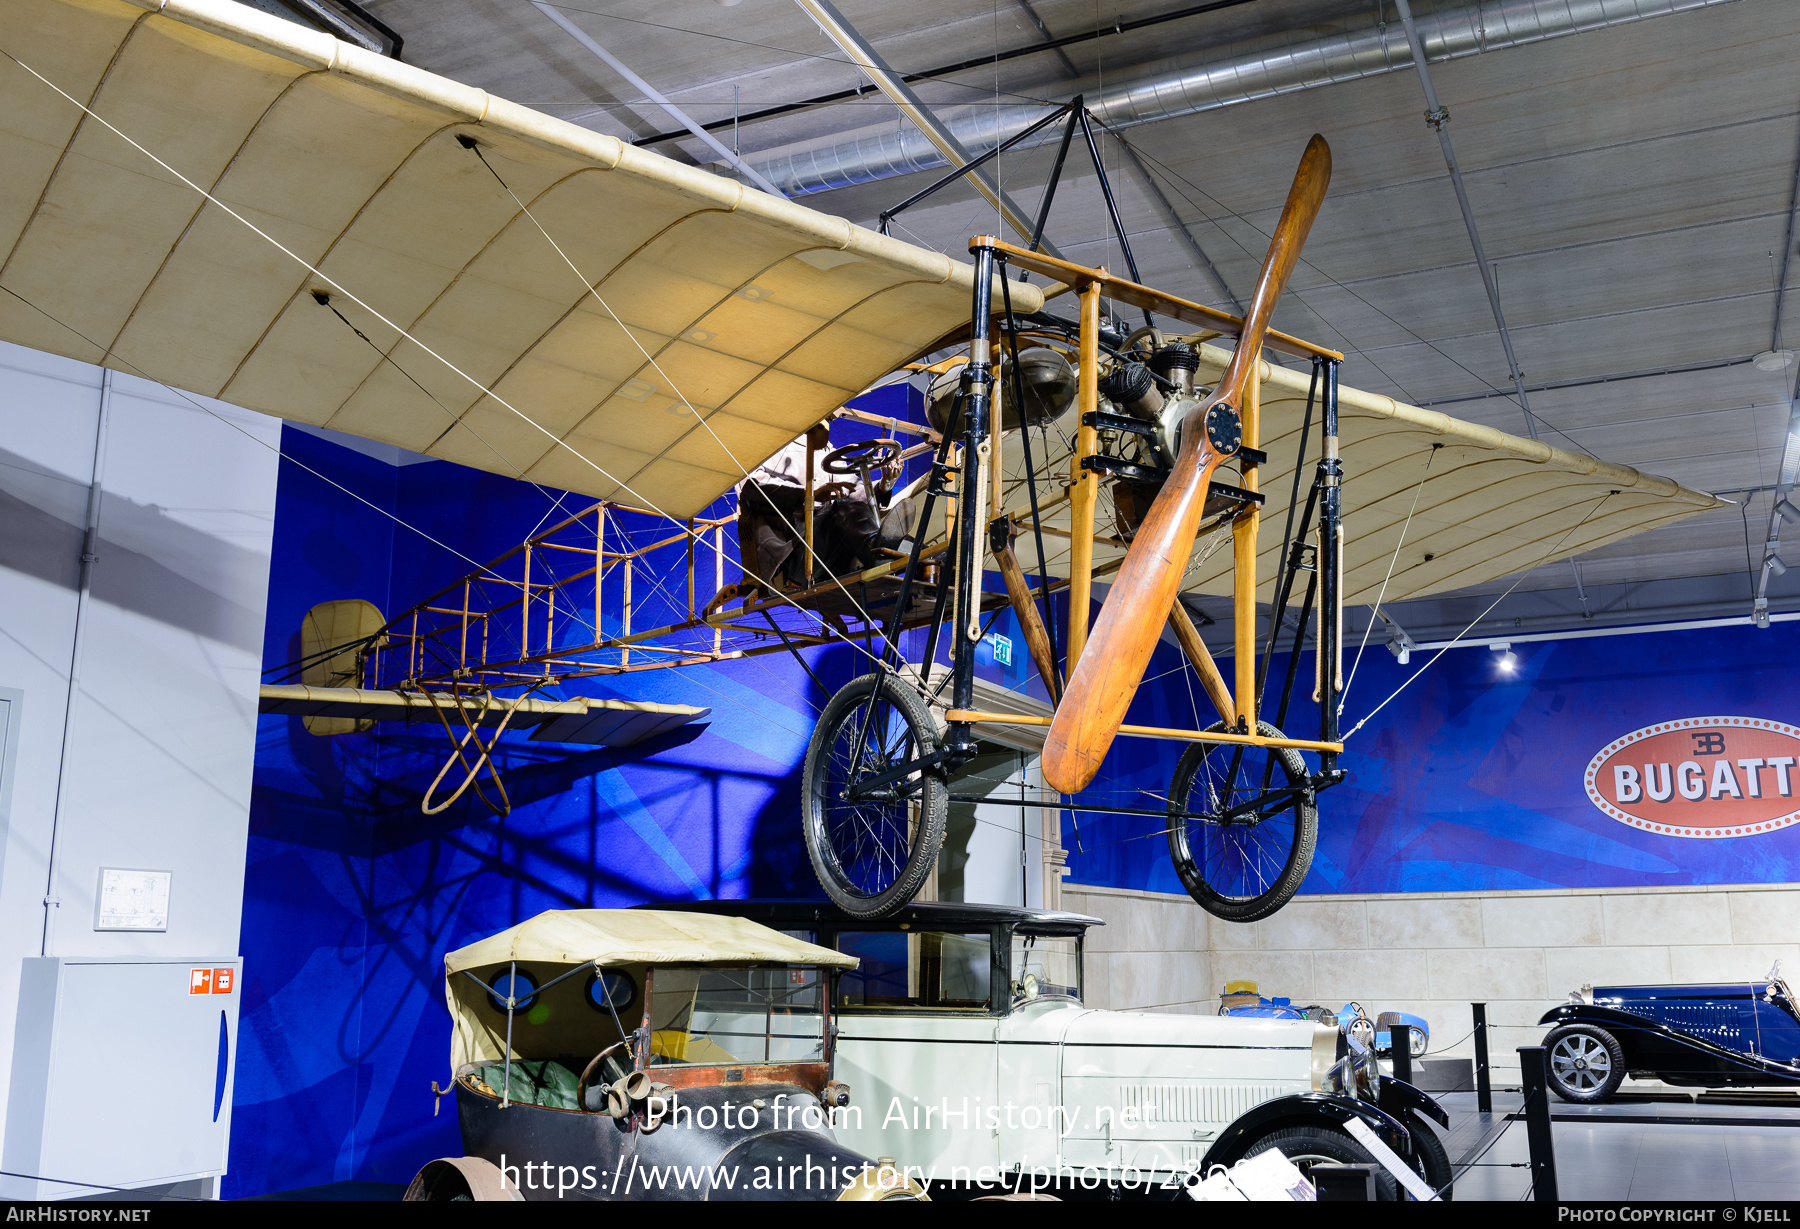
990,634,1013,666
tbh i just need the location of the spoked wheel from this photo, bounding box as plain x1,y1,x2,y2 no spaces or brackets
1166,720,1318,922
802,671,948,919
1545,1024,1625,1103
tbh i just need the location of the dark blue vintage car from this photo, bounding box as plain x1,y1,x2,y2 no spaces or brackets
1537,963,1800,1102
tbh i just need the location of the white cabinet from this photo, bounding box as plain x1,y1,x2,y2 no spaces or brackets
2,956,241,1199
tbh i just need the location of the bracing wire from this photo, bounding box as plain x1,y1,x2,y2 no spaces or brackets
1338,442,1438,710
1341,491,1619,740
0,46,903,692
1093,119,1603,461
458,142,900,656
0,281,829,756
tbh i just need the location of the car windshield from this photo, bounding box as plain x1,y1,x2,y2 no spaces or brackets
651,965,825,1065
1011,933,1080,1001
834,930,993,1010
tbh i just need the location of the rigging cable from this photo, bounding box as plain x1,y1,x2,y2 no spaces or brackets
0,43,964,741
1338,442,1439,710
461,139,916,678
1340,490,1619,741
0,47,905,688
0,282,837,767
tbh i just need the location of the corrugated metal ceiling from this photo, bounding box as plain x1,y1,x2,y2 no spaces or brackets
361,0,1800,609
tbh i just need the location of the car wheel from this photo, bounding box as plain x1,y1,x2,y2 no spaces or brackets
1545,1024,1626,1103
403,1157,522,1201
1404,1111,1454,1200
1241,1126,1399,1201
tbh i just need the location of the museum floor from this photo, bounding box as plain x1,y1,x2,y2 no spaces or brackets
226,1091,1800,1201
1438,1091,1800,1201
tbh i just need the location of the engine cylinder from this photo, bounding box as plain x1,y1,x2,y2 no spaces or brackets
1098,361,1163,418
1150,341,1200,395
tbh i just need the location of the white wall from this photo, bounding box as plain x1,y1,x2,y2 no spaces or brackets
1065,881,1800,1079
0,341,279,1153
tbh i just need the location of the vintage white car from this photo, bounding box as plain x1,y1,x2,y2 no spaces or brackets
664,900,1451,1199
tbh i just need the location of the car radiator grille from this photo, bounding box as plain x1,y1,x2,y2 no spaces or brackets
1117,1083,1287,1125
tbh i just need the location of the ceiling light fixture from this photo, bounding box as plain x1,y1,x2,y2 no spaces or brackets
1754,350,1796,372
1769,554,1790,577
1778,497,1800,526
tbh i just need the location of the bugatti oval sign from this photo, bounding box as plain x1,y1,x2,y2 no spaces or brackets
1586,716,1800,838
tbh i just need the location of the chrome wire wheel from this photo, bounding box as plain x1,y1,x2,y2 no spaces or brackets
1545,1024,1625,1102
1550,1033,1611,1091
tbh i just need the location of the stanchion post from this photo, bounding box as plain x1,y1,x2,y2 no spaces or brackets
1473,1002,1491,1113
1389,1023,1412,1085
1517,1045,1558,1203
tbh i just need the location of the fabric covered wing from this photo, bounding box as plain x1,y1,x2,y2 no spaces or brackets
0,0,1036,518
1000,344,1726,604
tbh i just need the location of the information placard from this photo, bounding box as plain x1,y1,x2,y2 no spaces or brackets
94,867,171,932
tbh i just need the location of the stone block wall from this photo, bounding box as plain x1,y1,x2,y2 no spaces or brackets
1063,885,1213,1016
1064,882,1800,1078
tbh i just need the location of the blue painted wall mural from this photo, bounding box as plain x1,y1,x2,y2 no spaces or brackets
230,390,1800,1196
231,388,926,1195
1060,625,1800,897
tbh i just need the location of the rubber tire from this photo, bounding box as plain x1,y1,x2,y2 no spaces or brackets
1166,721,1318,922
403,1157,521,1201
1404,1111,1454,1200
1544,1023,1626,1104
802,672,947,919
1242,1126,1399,1201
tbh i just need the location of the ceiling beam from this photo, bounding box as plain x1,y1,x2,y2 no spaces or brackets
1390,0,1538,444
792,0,1059,255
630,0,1259,149
529,0,787,197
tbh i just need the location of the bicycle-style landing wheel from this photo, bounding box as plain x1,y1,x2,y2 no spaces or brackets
1166,720,1318,922
802,671,947,919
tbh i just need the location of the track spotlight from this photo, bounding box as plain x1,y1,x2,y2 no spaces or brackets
1769,554,1790,577
1778,497,1800,526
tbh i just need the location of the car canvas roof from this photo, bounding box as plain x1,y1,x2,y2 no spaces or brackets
444,908,858,973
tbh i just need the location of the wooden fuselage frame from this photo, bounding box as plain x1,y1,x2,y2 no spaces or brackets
359,242,1348,763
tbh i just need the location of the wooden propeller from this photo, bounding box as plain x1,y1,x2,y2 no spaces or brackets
1043,134,1332,795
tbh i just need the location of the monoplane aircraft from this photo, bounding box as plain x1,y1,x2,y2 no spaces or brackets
0,0,1725,920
